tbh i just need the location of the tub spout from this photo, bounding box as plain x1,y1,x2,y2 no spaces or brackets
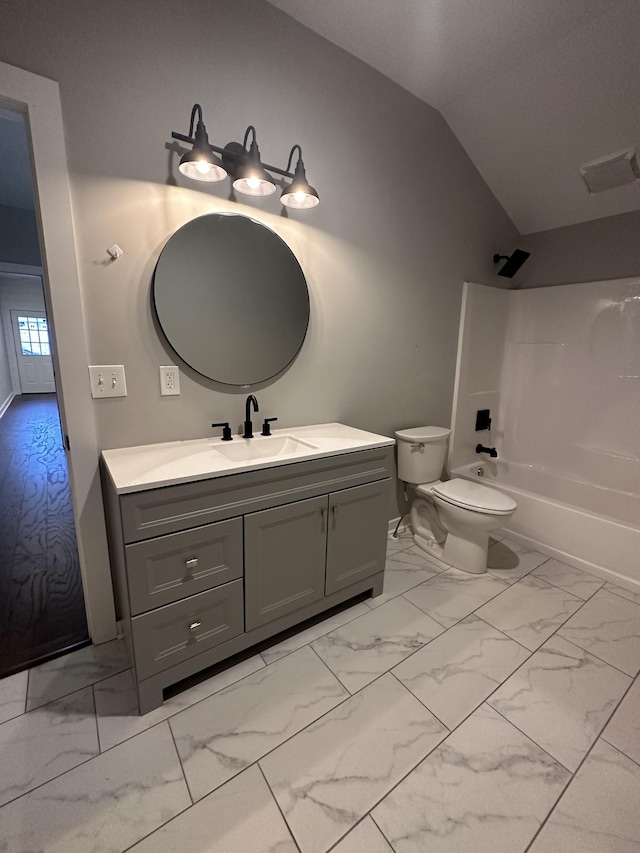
476,444,498,458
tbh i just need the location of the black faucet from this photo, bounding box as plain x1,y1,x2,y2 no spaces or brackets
476,443,498,458
243,395,259,439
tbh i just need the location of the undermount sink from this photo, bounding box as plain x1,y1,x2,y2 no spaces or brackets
214,434,319,462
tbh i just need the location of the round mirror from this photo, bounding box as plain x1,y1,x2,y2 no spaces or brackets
153,213,310,385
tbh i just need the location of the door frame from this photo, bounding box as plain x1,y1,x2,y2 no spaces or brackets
0,61,116,643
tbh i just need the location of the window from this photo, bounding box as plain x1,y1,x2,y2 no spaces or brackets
18,315,50,356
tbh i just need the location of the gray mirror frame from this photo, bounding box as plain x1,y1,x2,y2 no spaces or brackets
152,212,310,386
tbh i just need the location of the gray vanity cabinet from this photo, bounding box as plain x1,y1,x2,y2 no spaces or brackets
102,444,393,714
325,480,390,595
244,481,391,630
244,495,327,631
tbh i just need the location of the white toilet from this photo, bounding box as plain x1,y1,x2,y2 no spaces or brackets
395,426,517,574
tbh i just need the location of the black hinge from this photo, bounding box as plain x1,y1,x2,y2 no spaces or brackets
64,434,71,451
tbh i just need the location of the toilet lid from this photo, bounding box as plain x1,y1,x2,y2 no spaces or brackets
431,478,517,515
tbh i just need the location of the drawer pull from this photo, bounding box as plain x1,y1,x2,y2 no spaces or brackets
185,557,199,571
189,621,202,631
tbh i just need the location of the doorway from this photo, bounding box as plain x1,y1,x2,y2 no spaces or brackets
0,59,117,653
10,310,55,394
0,109,89,676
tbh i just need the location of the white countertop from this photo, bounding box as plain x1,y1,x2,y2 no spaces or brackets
101,423,395,494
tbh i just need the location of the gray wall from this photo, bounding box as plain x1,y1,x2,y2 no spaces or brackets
0,0,518,462
0,204,41,266
519,209,640,288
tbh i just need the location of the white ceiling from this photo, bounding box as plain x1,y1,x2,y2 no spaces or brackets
267,0,640,234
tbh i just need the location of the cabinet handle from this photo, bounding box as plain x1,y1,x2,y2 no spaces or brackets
189,621,202,631
185,557,198,571
321,507,327,522
332,505,338,520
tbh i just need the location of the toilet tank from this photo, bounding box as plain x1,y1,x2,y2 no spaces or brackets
395,426,451,485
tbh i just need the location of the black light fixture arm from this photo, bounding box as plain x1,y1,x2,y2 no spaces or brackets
187,103,204,138
285,144,303,173
172,118,296,179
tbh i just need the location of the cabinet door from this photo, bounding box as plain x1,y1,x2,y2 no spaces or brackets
244,495,327,631
325,480,391,596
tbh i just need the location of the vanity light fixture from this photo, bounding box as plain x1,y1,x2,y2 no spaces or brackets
171,103,319,208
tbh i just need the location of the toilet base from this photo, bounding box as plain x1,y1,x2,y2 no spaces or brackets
412,528,488,573
412,531,444,563
441,530,488,574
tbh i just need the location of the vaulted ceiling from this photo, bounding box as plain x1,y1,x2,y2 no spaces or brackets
267,0,640,234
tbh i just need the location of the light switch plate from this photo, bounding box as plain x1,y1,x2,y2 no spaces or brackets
160,365,180,396
89,365,127,398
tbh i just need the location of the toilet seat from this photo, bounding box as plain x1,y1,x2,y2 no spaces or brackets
418,478,517,516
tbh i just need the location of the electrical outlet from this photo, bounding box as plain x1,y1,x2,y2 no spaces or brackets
89,365,127,398
160,365,180,396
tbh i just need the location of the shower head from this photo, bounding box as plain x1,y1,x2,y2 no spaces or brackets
493,249,531,278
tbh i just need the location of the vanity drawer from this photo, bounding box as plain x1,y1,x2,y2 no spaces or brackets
125,517,242,615
120,446,394,543
131,580,244,680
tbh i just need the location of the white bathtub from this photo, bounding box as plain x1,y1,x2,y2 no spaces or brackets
453,460,640,592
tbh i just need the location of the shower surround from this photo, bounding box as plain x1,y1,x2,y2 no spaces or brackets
451,279,640,590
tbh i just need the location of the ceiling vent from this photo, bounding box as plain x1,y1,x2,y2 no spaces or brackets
580,147,640,194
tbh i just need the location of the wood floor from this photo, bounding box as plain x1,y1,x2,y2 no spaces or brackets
0,393,88,678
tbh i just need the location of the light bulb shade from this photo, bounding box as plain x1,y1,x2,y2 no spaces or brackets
233,173,277,196
281,158,319,208
281,182,319,209
178,117,227,182
179,148,227,182
232,137,277,196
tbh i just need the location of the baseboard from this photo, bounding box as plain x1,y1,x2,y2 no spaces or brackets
498,525,640,596
0,392,15,420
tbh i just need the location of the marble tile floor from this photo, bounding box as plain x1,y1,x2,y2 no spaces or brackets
1,534,640,852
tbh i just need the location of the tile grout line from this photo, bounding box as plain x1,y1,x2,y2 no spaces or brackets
175,658,453,809
324,814,378,853
399,570,528,634
522,723,628,852
603,585,640,608
369,810,397,851
91,684,101,755
530,576,603,601
600,734,640,771
550,631,639,678
260,601,378,666
118,734,195,853
487,701,578,774
166,717,195,806
388,670,451,733
478,574,593,652
255,762,302,853
26,660,130,713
